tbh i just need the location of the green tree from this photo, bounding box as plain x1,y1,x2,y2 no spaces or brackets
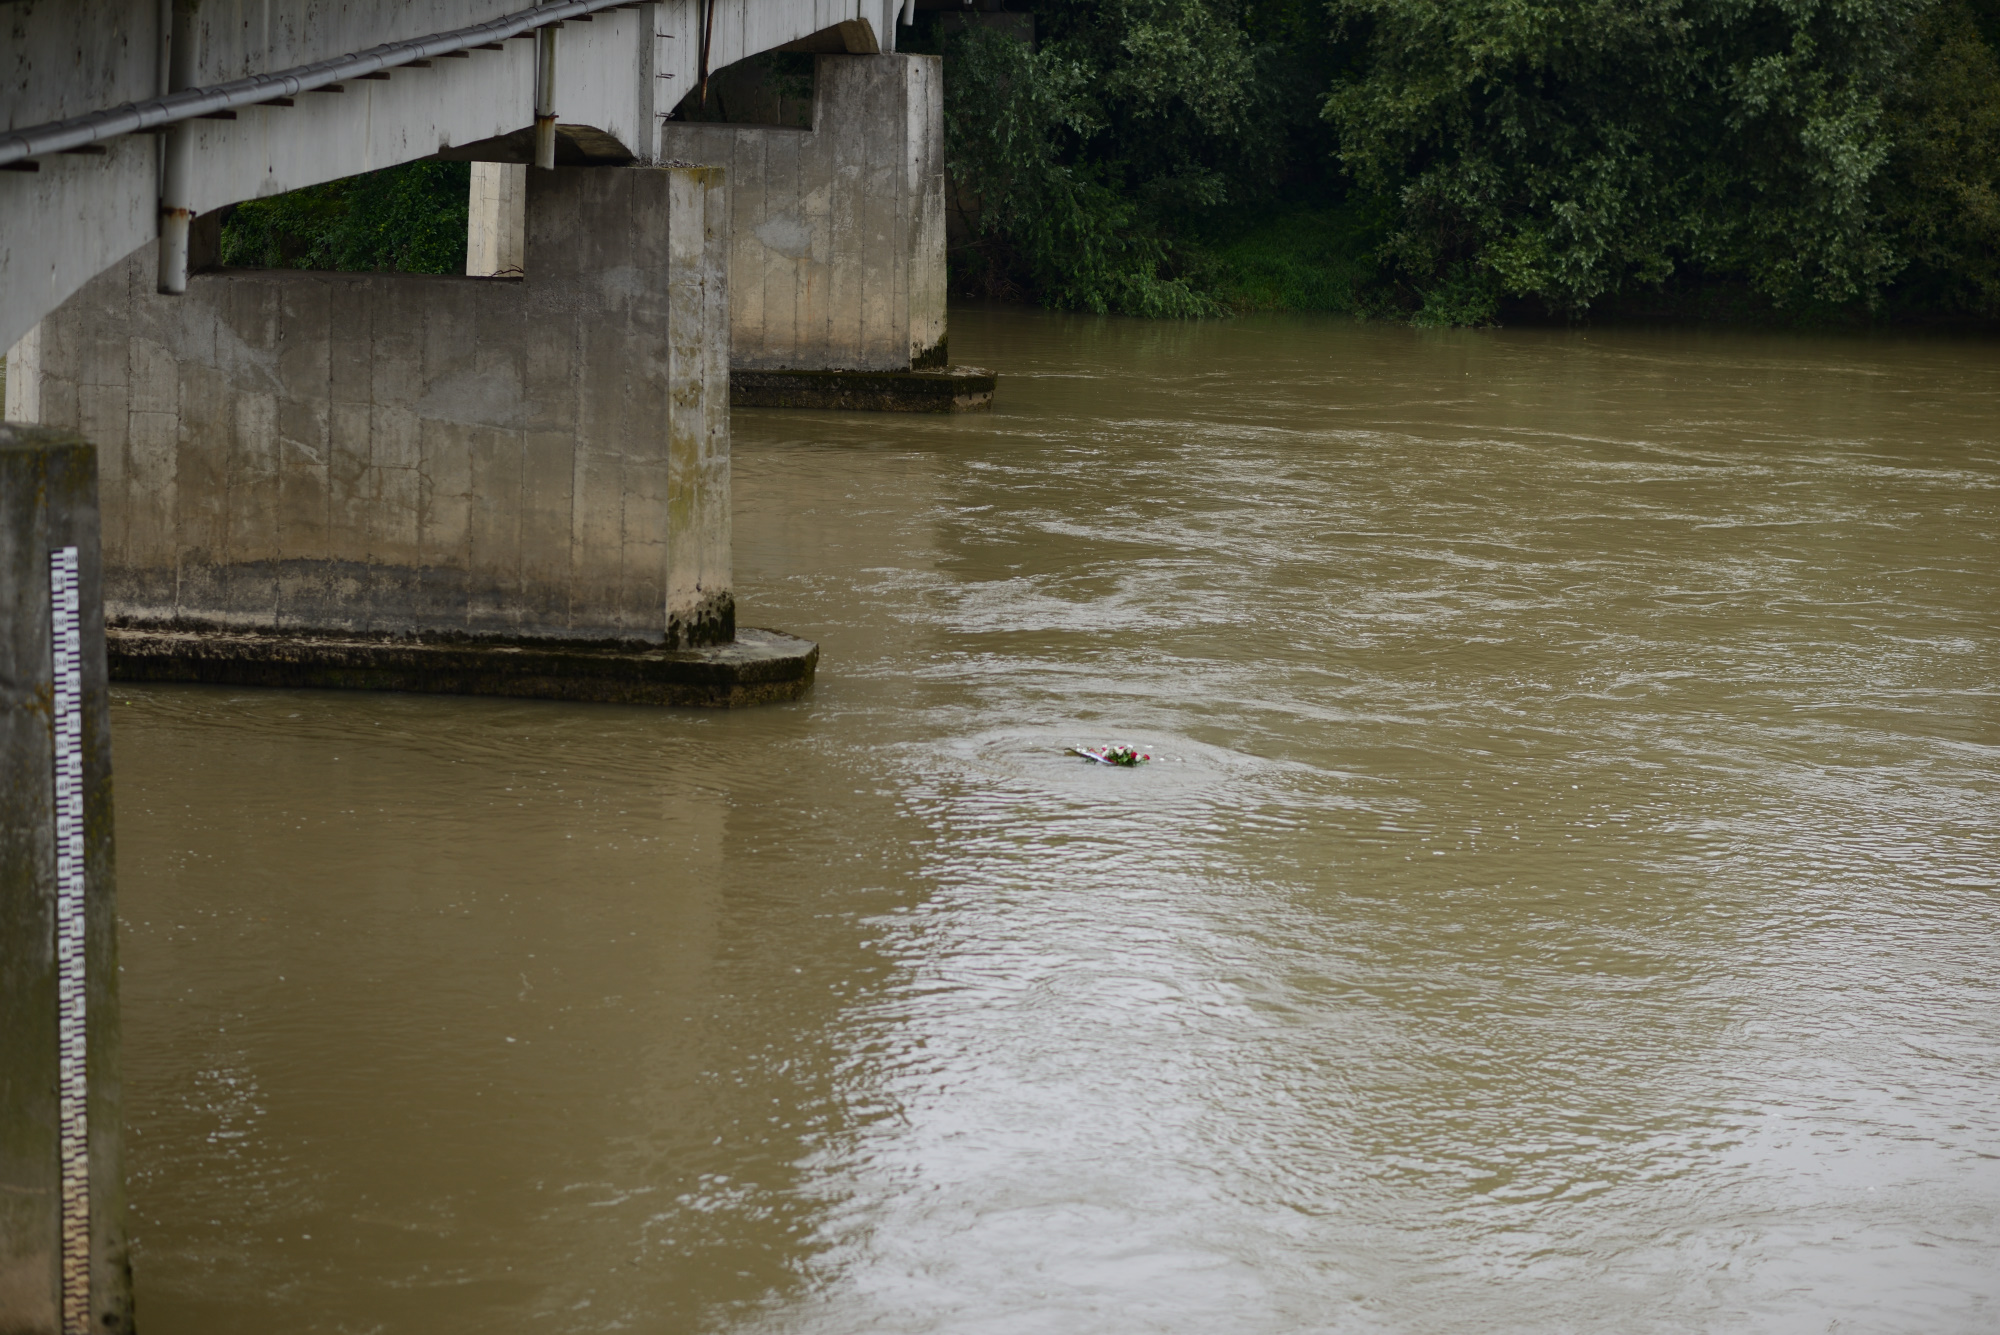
1881,0,2000,315
939,23,1214,314
1319,0,1995,320
929,0,1349,314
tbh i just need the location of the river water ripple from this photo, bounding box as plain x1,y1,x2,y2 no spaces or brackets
117,309,2000,1334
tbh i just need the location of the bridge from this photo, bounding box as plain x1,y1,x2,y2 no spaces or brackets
3,0,921,350
2,2,978,1331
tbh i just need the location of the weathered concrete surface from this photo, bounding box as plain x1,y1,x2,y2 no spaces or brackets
4,328,43,428
466,163,528,277
0,427,131,1335
734,365,994,412
24,165,735,652
660,54,947,373
107,625,818,707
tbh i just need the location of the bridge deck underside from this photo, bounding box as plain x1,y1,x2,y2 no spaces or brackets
2,0,909,354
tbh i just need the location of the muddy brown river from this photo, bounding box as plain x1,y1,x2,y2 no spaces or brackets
115,309,1999,1333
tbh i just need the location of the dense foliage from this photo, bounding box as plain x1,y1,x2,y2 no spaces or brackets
219,160,471,275
923,0,2000,323
921,0,1350,315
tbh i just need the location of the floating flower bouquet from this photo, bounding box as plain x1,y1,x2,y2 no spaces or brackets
1067,745,1152,767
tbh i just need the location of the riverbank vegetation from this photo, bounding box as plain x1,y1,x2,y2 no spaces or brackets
915,0,2000,325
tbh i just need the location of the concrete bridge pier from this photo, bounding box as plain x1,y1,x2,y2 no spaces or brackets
12,165,816,706
0,427,131,1335
659,53,995,412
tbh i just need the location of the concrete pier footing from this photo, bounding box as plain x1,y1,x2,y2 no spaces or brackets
733,365,995,412
0,427,131,1335
106,625,818,708
16,165,817,706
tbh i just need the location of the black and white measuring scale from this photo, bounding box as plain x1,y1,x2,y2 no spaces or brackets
50,546,90,1335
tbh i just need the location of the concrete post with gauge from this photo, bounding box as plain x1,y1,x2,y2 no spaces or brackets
0,426,131,1335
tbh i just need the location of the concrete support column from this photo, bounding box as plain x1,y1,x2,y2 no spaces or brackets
661,53,948,374
4,325,43,425
16,166,817,706
0,426,131,1335
467,163,528,277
